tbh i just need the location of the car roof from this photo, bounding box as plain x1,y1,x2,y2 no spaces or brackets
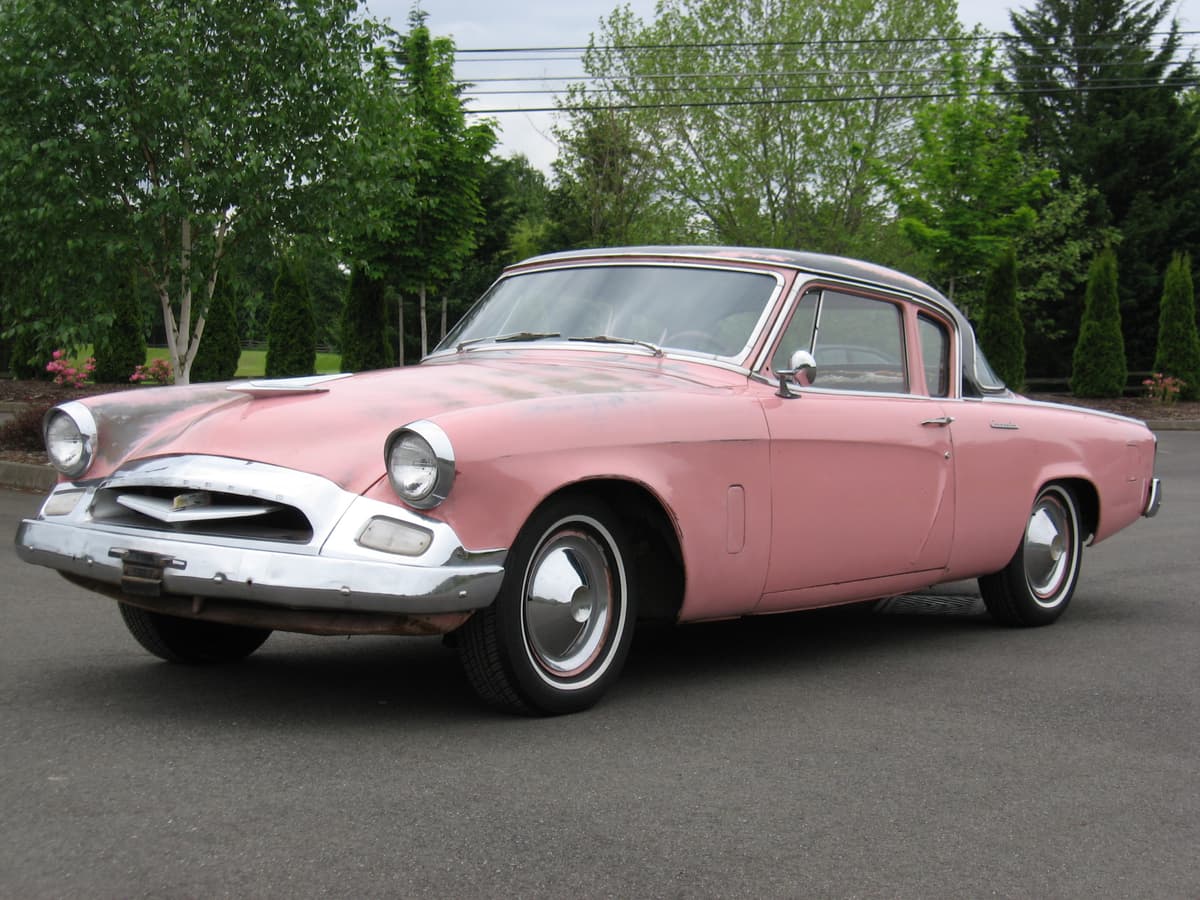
518,246,943,304
507,246,1006,395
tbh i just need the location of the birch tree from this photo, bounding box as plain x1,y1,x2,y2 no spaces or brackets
0,0,376,383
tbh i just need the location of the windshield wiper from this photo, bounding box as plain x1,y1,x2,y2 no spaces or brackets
568,334,664,357
456,331,561,352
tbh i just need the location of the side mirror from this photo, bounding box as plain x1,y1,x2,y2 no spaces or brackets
776,350,817,398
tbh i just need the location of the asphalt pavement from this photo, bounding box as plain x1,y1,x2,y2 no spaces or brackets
1,433,1197,898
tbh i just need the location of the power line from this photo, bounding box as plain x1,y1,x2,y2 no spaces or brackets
451,30,1200,56
463,78,1200,115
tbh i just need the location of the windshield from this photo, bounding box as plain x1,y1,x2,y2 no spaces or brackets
439,264,780,358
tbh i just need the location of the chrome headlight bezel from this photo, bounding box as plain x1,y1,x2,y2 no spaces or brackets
43,401,98,478
385,420,455,509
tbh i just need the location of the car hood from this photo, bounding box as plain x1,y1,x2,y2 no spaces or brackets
78,350,739,492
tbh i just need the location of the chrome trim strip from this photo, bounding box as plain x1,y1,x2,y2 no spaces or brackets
1143,477,1162,518
227,373,353,396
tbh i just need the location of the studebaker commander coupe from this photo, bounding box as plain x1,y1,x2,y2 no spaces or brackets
17,247,1162,714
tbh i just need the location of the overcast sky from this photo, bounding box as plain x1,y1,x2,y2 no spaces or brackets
362,0,1200,169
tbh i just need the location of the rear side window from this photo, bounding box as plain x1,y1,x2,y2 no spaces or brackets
918,313,951,398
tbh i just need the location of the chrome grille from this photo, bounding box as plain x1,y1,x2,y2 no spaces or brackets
91,484,313,543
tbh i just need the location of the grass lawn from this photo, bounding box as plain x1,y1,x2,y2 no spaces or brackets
143,347,343,378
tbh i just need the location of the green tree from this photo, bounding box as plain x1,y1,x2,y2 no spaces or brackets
549,105,690,248
386,11,495,362
881,47,1054,309
265,259,316,378
563,0,961,254
1153,252,1200,400
1013,176,1119,375
1007,0,1200,367
340,265,392,372
436,154,557,341
978,246,1026,389
0,0,377,384
190,285,242,383
92,270,147,384
1071,248,1128,398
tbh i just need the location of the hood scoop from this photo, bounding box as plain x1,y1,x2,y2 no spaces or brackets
227,373,353,397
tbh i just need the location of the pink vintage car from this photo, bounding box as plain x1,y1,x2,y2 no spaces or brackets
16,247,1162,714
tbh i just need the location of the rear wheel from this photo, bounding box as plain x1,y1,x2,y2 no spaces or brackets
458,496,637,715
118,603,271,663
979,484,1082,627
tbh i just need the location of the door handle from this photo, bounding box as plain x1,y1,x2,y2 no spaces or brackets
920,416,955,427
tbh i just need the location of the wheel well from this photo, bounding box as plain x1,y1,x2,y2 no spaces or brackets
539,479,684,623
1054,478,1100,542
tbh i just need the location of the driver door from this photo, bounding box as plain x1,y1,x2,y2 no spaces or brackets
758,288,956,607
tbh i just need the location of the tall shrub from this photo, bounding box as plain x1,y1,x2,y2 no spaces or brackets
340,265,391,372
92,271,147,383
190,287,242,383
1070,248,1127,398
977,245,1025,389
265,259,316,378
1153,252,1200,401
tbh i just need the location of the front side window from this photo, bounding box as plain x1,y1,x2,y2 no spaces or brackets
772,289,908,393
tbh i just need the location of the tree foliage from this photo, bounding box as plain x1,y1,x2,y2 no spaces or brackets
1013,176,1119,374
1008,0,1200,367
92,270,147,384
881,47,1054,309
561,0,961,254
386,11,495,361
1071,248,1128,397
978,245,1025,389
189,284,241,383
265,258,316,378
1153,252,1200,401
439,155,555,331
550,103,690,248
340,265,392,373
0,0,377,384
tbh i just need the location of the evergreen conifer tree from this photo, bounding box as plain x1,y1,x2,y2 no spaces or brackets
190,287,242,382
340,265,391,371
978,245,1025,389
92,271,147,383
1153,252,1200,401
1070,248,1127,397
265,258,316,378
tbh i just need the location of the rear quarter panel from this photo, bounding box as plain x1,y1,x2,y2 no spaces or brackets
946,397,1156,579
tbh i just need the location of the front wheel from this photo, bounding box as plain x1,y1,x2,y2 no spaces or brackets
979,484,1082,627
458,496,638,715
119,603,272,663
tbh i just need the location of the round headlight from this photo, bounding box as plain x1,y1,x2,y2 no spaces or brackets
44,402,97,478
385,421,455,509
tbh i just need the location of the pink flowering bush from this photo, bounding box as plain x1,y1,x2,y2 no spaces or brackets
1142,372,1186,404
45,349,96,388
130,358,174,385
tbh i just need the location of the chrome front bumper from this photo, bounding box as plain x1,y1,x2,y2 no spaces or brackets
14,457,506,618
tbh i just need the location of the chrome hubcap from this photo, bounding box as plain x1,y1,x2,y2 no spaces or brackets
1023,492,1074,605
523,527,615,679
